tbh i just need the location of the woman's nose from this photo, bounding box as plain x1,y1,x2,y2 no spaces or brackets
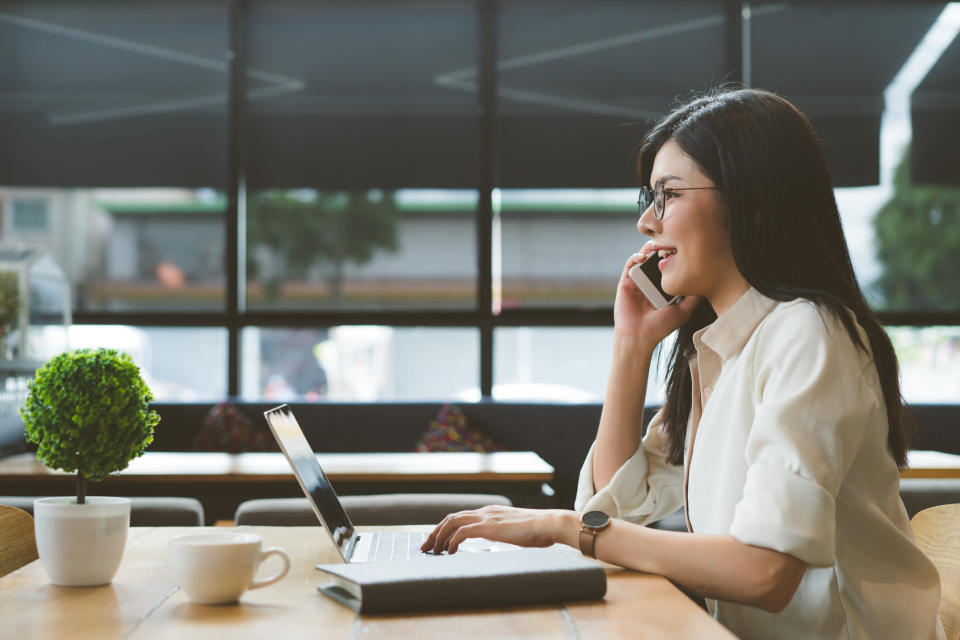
637,202,659,236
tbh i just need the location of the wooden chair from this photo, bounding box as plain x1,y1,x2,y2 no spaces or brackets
911,503,960,639
0,505,38,577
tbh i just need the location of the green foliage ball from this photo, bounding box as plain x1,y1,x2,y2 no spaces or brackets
20,348,160,482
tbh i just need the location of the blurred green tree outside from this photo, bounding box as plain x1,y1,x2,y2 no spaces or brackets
247,190,399,303
874,146,960,310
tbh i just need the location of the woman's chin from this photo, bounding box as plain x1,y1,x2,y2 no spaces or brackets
660,276,680,298
661,279,691,301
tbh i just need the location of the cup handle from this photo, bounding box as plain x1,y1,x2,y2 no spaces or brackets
249,547,291,590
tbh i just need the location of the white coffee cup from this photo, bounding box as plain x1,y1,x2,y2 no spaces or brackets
167,532,291,604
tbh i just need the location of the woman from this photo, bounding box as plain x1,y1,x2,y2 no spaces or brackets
422,88,943,639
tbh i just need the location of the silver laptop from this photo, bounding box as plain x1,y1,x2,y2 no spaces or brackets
264,404,506,563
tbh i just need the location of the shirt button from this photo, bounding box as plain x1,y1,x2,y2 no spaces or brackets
703,387,713,396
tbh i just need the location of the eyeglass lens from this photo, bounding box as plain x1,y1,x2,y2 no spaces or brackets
638,187,651,214
638,182,665,219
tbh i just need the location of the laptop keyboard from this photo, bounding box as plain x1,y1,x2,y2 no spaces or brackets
367,531,429,562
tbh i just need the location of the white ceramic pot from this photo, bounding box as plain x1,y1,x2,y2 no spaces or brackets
34,496,131,586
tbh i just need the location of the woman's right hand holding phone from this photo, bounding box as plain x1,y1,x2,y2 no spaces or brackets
594,244,699,491
614,243,700,348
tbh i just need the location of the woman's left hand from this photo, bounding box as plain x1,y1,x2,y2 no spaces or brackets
421,505,579,555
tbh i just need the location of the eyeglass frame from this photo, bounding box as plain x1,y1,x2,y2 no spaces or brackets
638,180,721,220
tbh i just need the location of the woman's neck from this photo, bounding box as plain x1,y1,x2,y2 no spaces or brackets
706,277,751,317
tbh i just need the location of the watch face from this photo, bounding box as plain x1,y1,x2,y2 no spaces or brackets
582,510,609,528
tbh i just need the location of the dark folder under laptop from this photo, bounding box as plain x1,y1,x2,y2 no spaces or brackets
314,547,607,613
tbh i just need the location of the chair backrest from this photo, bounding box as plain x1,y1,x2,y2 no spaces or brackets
235,493,513,526
0,505,38,578
911,503,960,640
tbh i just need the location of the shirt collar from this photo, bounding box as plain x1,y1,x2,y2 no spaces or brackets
692,287,779,360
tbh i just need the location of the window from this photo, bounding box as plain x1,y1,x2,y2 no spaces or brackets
494,327,668,404
0,2,229,312
497,2,727,309
67,326,228,400
11,198,49,232
2,1,956,405
888,326,960,404
242,326,478,401
244,2,479,311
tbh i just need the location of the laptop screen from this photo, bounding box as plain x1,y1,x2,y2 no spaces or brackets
263,405,355,554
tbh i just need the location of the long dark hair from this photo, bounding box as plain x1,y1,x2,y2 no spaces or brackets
638,88,912,468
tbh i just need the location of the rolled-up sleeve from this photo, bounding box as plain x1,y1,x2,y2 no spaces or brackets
574,408,684,525
729,304,875,567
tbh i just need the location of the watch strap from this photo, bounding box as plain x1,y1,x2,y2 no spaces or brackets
579,526,598,558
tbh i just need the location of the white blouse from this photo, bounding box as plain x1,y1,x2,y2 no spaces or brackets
575,287,943,640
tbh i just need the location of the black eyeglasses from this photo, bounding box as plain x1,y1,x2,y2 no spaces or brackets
638,181,720,220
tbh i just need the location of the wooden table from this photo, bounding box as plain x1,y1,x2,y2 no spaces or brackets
903,450,960,479
0,526,735,639
0,451,555,521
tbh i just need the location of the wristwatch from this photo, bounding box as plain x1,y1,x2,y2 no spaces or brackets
579,510,611,558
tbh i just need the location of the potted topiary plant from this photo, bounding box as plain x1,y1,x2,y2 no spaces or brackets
20,348,160,586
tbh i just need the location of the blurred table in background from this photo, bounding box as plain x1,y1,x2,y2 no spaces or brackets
903,450,960,479
0,451,555,522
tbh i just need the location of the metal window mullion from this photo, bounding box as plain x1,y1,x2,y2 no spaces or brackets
478,0,498,397
225,0,248,397
725,0,744,85
741,2,751,88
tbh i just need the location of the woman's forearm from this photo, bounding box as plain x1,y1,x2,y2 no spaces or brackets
592,336,656,491
553,512,806,612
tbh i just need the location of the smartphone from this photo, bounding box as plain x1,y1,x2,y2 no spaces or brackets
628,253,681,309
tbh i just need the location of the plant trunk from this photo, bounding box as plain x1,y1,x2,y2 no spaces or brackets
77,472,87,505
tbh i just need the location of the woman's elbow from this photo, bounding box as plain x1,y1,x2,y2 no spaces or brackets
753,555,806,613
757,584,798,613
